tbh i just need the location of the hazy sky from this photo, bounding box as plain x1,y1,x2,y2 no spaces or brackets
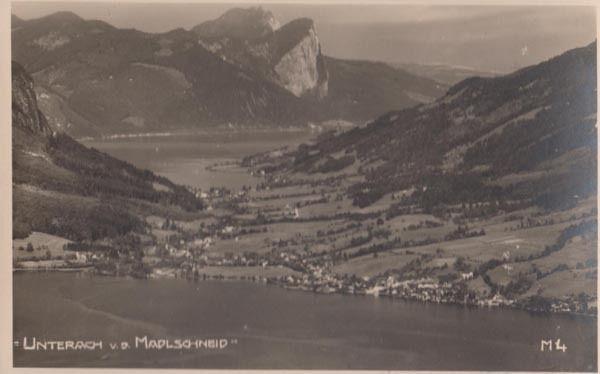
11,2,597,73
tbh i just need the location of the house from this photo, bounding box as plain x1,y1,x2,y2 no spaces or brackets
151,267,177,278
386,276,399,288
484,294,512,307
366,285,385,296
74,252,88,263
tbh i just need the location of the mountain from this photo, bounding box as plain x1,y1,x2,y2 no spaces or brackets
257,17,329,99
12,9,447,137
274,42,597,209
320,57,447,122
194,11,329,99
11,11,307,137
391,62,497,86
12,61,203,242
192,6,280,40
11,14,25,29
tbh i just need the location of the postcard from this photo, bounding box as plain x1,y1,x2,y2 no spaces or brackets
5,1,598,371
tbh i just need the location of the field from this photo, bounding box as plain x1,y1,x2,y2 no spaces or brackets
523,269,596,298
333,251,419,277
13,231,71,260
15,128,595,313
230,168,597,304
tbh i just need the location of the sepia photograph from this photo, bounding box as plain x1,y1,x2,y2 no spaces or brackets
7,0,599,371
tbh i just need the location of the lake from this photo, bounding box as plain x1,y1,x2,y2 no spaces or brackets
82,130,314,190
32,130,596,370
13,272,597,370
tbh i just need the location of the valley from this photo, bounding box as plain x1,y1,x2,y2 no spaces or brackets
10,5,597,370
12,41,598,317
14,126,597,316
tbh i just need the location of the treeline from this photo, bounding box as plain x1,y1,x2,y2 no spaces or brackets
513,219,597,263
54,203,146,242
13,188,146,241
314,155,355,173
478,219,597,295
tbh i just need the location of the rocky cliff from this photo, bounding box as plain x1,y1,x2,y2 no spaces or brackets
194,11,329,99
12,62,52,137
268,18,328,98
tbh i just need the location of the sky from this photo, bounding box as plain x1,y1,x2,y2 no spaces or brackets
11,2,597,73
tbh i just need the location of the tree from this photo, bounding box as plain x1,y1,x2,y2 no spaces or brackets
453,256,470,272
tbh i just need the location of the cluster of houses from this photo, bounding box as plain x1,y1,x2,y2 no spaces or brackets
22,174,591,319
104,222,532,313
358,276,513,307
517,294,597,315
57,227,594,317
271,264,518,309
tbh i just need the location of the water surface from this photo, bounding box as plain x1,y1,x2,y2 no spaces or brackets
63,130,598,370
13,272,597,370
82,130,313,190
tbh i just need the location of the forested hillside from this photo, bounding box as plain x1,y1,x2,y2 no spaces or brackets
12,62,203,241
281,42,597,211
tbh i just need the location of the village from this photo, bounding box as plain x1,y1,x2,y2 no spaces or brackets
12,154,598,318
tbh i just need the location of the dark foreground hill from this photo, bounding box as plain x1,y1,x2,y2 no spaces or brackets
272,42,597,211
12,62,203,241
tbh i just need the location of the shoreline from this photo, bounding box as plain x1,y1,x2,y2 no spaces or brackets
13,266,94,273
13,270,596,319
77,127,314,142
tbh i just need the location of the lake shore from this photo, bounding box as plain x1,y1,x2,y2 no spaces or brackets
78,126,317,142
13,271,597,371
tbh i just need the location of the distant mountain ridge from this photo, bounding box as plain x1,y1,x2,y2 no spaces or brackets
11,14,25,29
11,8,447,137
391,62,498,85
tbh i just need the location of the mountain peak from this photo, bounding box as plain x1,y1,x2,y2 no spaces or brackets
11,14,25,27
192,6,280,40
268,17,317,56
281,17,315,32
38,11,83,24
